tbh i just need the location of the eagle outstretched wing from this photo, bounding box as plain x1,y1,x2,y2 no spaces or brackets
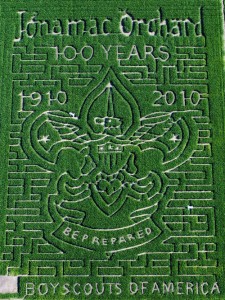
46,110,90,143
130,112,175,144
129,110,198,171
23,110,92,172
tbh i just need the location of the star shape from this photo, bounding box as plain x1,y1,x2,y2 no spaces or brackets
169,134,181,143
39,135,50,143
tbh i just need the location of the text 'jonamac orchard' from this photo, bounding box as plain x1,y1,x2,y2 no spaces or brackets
14,9,204,42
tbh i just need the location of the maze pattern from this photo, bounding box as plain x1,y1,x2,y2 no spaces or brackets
12,44,207,88
1,22,216,282
12,45,102,89
120,45,207,85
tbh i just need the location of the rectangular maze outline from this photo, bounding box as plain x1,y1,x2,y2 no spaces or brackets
0,2,222,284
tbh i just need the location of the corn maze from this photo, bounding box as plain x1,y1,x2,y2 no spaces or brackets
0,0,224,299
